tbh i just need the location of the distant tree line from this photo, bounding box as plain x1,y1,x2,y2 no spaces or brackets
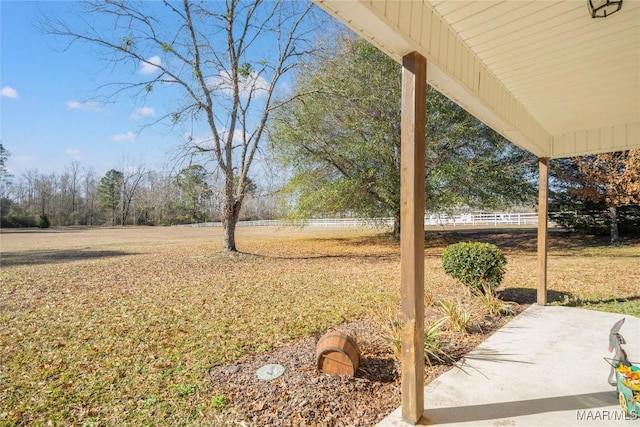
1,139,638,246
0,146,278,228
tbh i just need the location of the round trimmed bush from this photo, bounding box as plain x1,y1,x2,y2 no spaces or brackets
442,242,507,294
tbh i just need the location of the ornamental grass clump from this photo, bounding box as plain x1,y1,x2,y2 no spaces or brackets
377,308,451,365
423,317,452,366
442,242,507,295
438,299,474,333
476,284,517,318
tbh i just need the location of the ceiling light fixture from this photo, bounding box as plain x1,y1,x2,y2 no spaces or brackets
588,0,623,18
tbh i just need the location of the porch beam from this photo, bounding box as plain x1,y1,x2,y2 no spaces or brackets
537,157,549,305
400,51,427,424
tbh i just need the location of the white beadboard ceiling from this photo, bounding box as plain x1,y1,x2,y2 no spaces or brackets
313,0,640,159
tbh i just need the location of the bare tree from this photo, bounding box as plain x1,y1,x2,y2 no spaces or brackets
20,170,39,212
64,161,82,225
121,164,148,225
44,0,322,250
82,167,99,226
35,172,55,221
0,143,12,201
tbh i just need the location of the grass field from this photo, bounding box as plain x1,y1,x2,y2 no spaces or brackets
1,226,638,425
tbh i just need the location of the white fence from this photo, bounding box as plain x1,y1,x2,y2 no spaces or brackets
427,212,539,227
177,212,540,228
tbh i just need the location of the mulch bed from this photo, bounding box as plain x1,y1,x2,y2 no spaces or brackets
207,312,525,426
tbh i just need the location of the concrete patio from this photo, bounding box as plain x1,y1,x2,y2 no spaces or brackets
379,305,640,426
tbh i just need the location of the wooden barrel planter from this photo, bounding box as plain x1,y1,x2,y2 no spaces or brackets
316,331,360,377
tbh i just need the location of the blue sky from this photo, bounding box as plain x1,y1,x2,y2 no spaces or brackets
1,1,321,181
1,1,189,178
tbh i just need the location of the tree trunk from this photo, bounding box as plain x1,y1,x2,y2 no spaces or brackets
393,214,401,238
609,205,620,246
222,198,241,252
223,219,237,251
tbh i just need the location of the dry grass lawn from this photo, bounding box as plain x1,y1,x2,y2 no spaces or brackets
0,226,638,425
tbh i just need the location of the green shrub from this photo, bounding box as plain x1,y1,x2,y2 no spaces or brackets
36,214,50,229
442,242,507,294
1,206,37,228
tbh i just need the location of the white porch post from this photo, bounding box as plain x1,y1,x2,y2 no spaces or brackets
537,157,549,305
400,51,427,424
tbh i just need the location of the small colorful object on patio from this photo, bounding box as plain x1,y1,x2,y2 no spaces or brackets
615,364,640,417
607,318,639,416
